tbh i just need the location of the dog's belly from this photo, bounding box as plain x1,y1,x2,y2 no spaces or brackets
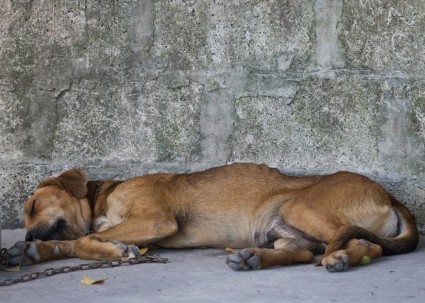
155,211,283,249
157,196,288,249
156,218,258,249
157,230,252,248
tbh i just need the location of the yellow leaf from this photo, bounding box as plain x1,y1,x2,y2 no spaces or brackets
139,247,148,256
5,265,20,272
360,256,372,265
80,275,107,285
225,247,239,253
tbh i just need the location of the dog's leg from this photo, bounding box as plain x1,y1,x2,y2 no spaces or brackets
321,239,383,272
7,238,144,265
7,240,77,266
92,211,178,245
226,239,314,270
8,214,178,265
73,216,178,260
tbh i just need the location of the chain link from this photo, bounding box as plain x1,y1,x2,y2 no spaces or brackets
0,248,168,287
0,248,9,271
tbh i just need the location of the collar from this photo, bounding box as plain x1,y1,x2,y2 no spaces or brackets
85,181,103,235
86,180,104,213
93,181,102,206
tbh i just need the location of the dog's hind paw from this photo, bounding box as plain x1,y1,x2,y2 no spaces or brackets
322,251,350,272
226,249,260,270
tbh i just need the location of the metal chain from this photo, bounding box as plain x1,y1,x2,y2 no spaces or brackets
0,248,168,287
0,248,9,271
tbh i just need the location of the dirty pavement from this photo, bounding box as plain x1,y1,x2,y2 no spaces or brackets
1,229,424,302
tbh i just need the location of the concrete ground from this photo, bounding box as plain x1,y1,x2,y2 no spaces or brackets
1,229,424,303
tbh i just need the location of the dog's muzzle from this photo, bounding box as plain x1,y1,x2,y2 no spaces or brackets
25,219,69,241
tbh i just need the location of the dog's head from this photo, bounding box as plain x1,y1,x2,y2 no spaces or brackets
23,168,92,242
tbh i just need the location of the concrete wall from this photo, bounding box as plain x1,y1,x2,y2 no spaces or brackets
0,0,424,233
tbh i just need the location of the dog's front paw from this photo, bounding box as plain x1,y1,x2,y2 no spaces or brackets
321,251,350,272
6,241,40,266
110,240,141,259
226,249,261,271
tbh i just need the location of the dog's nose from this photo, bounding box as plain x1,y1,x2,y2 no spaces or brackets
25,232,34,242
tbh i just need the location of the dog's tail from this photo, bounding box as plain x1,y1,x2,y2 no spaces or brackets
324,195,419,257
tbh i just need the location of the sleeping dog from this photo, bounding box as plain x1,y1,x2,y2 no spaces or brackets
7,163,419,272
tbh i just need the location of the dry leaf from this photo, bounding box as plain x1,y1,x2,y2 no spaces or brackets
5,265,21,272
80,275,107,285
360,256,372,265
139,247,148,255
225,247,239,253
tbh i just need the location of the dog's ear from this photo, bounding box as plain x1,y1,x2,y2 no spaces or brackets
38,168,88,199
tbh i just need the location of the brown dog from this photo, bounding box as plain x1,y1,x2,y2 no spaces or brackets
7,163,419,272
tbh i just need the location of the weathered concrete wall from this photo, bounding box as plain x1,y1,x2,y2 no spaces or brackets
1,0,424,233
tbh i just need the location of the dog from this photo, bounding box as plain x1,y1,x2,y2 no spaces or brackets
7,163,419,272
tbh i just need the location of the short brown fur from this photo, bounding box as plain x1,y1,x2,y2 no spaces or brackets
9,163,418,272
